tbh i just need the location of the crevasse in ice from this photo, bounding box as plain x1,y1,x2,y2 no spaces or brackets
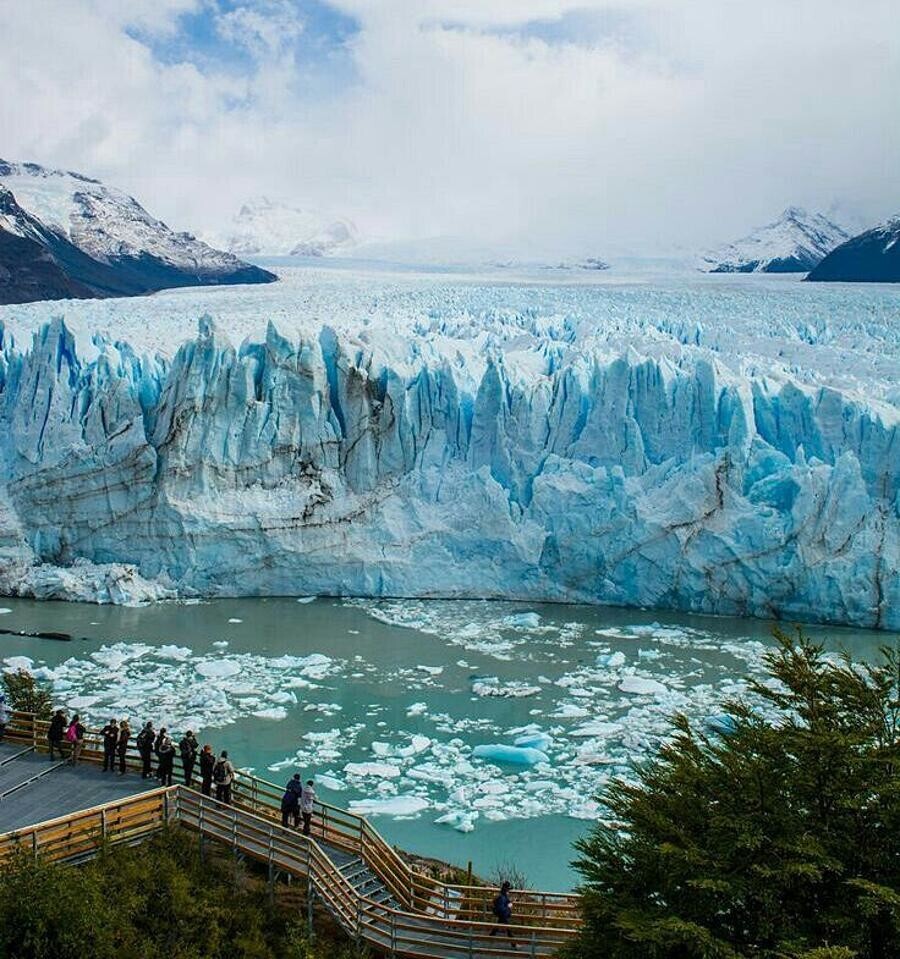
0,281,896,629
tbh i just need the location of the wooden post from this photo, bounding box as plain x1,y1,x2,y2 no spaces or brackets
467,860,473,885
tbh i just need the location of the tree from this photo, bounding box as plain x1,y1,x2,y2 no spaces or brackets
2,669,53,720
567,629,900,959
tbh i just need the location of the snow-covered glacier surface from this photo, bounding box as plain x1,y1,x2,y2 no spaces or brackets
0,266,897,628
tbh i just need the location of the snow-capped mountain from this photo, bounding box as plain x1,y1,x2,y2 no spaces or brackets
701,207,850,274
0,159,275,304
807,215,900,282
216,197,359,257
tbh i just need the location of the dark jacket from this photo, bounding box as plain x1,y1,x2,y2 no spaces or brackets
102,724,119,751
136,727,154,753
199,750,215,781
493,892,512,922
117,727,130,753
48,714,66,741
179,734,199,763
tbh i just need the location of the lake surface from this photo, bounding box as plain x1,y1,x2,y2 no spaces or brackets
0,597,892,890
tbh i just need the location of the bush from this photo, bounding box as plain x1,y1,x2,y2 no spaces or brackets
2,669,53,720
567,629,900,959
0,829,351,959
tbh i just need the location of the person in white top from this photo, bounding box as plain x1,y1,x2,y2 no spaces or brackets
300,778,316,836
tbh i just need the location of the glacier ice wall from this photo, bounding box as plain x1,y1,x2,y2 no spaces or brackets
0,314,897,628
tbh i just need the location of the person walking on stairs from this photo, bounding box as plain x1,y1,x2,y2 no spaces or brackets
489,881,517,948
101,719,119,772
179,730,199,786
300,778,316,836
117,720,130,775
213,750,235,804
136,722,155,779
199,744,215,796
48,709,67,760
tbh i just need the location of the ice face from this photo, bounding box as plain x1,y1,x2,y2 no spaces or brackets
0,268,897,629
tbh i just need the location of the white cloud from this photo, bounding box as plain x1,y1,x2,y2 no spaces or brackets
0,0,897,255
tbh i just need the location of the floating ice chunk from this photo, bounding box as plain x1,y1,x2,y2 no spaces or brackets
396,735,431,757
268,691,297,704
157,644,193,661
3,656,34,673
568,800,601,819
406,702,428,717
195,660,241,678
551,703,590,719
68,694,102,709
638,648,662,661
472,744,549,766
472,678,541,698
502,612,541,629
618,676,668,696
252,706,288,720
344,761,402,778
227,618,242,624
316,774,345,791
371,741,394,757
0,608,11,614
704,713,738,736
296,596,317,604
514,731,553,751
212,641,229,648
349,796,429,817
569,719,618,738
596,651,626,668
417,665,443,675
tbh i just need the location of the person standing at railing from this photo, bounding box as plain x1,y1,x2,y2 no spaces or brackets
117,720,131,775
48,709,67,761
300,778,316,836
153,726,167,780
213,750,235,804
0,693,8,742
157,730,176,786
281,778,300,828
179,730,199,786
101,719,119,772
136,721,155,779
66,714,86,765
199,743,215,796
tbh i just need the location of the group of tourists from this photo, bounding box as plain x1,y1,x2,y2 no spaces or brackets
41,710,318,834
43,711,268,811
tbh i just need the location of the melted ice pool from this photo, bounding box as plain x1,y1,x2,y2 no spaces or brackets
0,597,889,890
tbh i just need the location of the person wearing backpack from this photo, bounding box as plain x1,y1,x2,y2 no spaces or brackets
48,709,67,761
66,715,86,765
179,730,199,786
213,750,235,804
101,719,119,772
300,778,316,836
199,744,215,796
136,722,155,779
117,720,131,775
489,881,516,947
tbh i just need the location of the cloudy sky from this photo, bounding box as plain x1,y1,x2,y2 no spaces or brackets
1,0,898,254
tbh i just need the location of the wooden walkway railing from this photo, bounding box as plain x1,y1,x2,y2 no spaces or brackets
1,710,581,955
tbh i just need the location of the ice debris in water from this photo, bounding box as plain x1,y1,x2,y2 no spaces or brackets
472,744,550,766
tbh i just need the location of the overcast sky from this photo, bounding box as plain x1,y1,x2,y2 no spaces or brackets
1,0,898,254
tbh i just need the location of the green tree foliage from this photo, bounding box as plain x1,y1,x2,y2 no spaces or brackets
0,829,352,959
1,669,53,720
568,629,900,959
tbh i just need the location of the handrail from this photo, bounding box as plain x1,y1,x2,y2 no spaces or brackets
0,786,575,957
3,710,581,927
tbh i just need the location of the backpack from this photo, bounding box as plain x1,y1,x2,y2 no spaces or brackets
213,760,227,784
65,724,78,743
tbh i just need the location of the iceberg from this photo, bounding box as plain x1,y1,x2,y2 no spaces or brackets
472,744,550,766
0,271,897,630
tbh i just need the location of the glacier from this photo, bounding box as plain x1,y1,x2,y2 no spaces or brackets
0,267,897,628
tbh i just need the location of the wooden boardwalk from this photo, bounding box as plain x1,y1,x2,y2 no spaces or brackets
0,713,580,957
